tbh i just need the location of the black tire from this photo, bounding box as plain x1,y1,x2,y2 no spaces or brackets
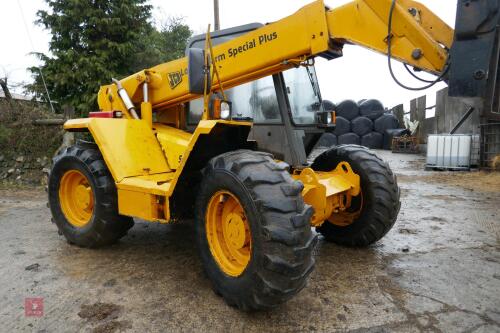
307,133,337,165
195,150,317,311
311,145,400,246
48,144,134,248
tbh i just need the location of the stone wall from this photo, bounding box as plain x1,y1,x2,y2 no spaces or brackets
0,154,51,185
0,99,63,186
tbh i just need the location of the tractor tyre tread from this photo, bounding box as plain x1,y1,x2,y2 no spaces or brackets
48,145,134,248
195,149,317,311
311,145,400,247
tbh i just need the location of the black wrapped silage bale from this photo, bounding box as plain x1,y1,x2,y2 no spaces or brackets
383,128,411,150
374,113,400,134
338,133,360,145
315,132,337,148
359,99,385,120
322,99,336,111
336,100,359,121
351,116,373,136
333,116,351,136
361,132,383,149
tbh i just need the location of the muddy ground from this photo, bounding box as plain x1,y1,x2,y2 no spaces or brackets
1,151,499,333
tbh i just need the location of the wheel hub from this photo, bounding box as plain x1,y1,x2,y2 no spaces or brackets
75,184,92,210
58,170,94,228
206,191,252,277
224,213,247,250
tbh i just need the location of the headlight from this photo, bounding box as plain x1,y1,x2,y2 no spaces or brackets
326,112,332,124
220,101,231,120
321,111,335,125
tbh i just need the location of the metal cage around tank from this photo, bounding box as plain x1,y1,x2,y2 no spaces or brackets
480,122,500,169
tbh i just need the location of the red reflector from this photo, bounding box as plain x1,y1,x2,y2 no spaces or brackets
89,112,114,118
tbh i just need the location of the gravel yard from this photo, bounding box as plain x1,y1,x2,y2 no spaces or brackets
1,151,499,332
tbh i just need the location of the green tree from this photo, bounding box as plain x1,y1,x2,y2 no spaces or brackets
157,17,193,62
131,17,192,71
28,0,153,116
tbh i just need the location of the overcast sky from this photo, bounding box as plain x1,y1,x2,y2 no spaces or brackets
0,0,456,111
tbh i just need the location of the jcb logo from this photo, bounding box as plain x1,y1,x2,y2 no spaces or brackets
168,71,183,89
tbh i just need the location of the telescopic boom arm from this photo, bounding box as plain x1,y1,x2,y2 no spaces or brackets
97,0,453,118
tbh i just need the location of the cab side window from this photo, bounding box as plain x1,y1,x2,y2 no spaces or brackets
187,76,282,125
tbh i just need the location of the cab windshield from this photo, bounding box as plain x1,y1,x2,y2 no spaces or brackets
188,66,322,126
283,66,323,125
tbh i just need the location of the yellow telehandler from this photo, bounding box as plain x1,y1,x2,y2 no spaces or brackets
48,0,499,310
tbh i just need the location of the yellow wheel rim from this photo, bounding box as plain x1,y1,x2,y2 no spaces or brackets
58,170,94,228
206,190,252,277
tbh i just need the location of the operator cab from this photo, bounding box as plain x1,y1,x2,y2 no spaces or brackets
186,24,331,166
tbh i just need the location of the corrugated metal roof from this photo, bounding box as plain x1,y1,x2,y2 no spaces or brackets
0,91,43,102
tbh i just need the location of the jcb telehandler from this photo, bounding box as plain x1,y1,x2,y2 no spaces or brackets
48,0,500,310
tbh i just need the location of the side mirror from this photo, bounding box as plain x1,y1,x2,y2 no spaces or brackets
188,48,211,95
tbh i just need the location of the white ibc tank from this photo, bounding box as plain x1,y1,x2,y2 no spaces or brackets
427,134,472,169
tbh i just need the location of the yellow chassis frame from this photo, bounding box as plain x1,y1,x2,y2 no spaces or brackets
65,118,252,222
293,163,360,227
64,118,360,226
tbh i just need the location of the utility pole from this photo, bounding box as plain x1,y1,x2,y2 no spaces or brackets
214,0,220,31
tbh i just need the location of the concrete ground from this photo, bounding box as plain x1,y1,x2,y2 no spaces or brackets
1,151,499,333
